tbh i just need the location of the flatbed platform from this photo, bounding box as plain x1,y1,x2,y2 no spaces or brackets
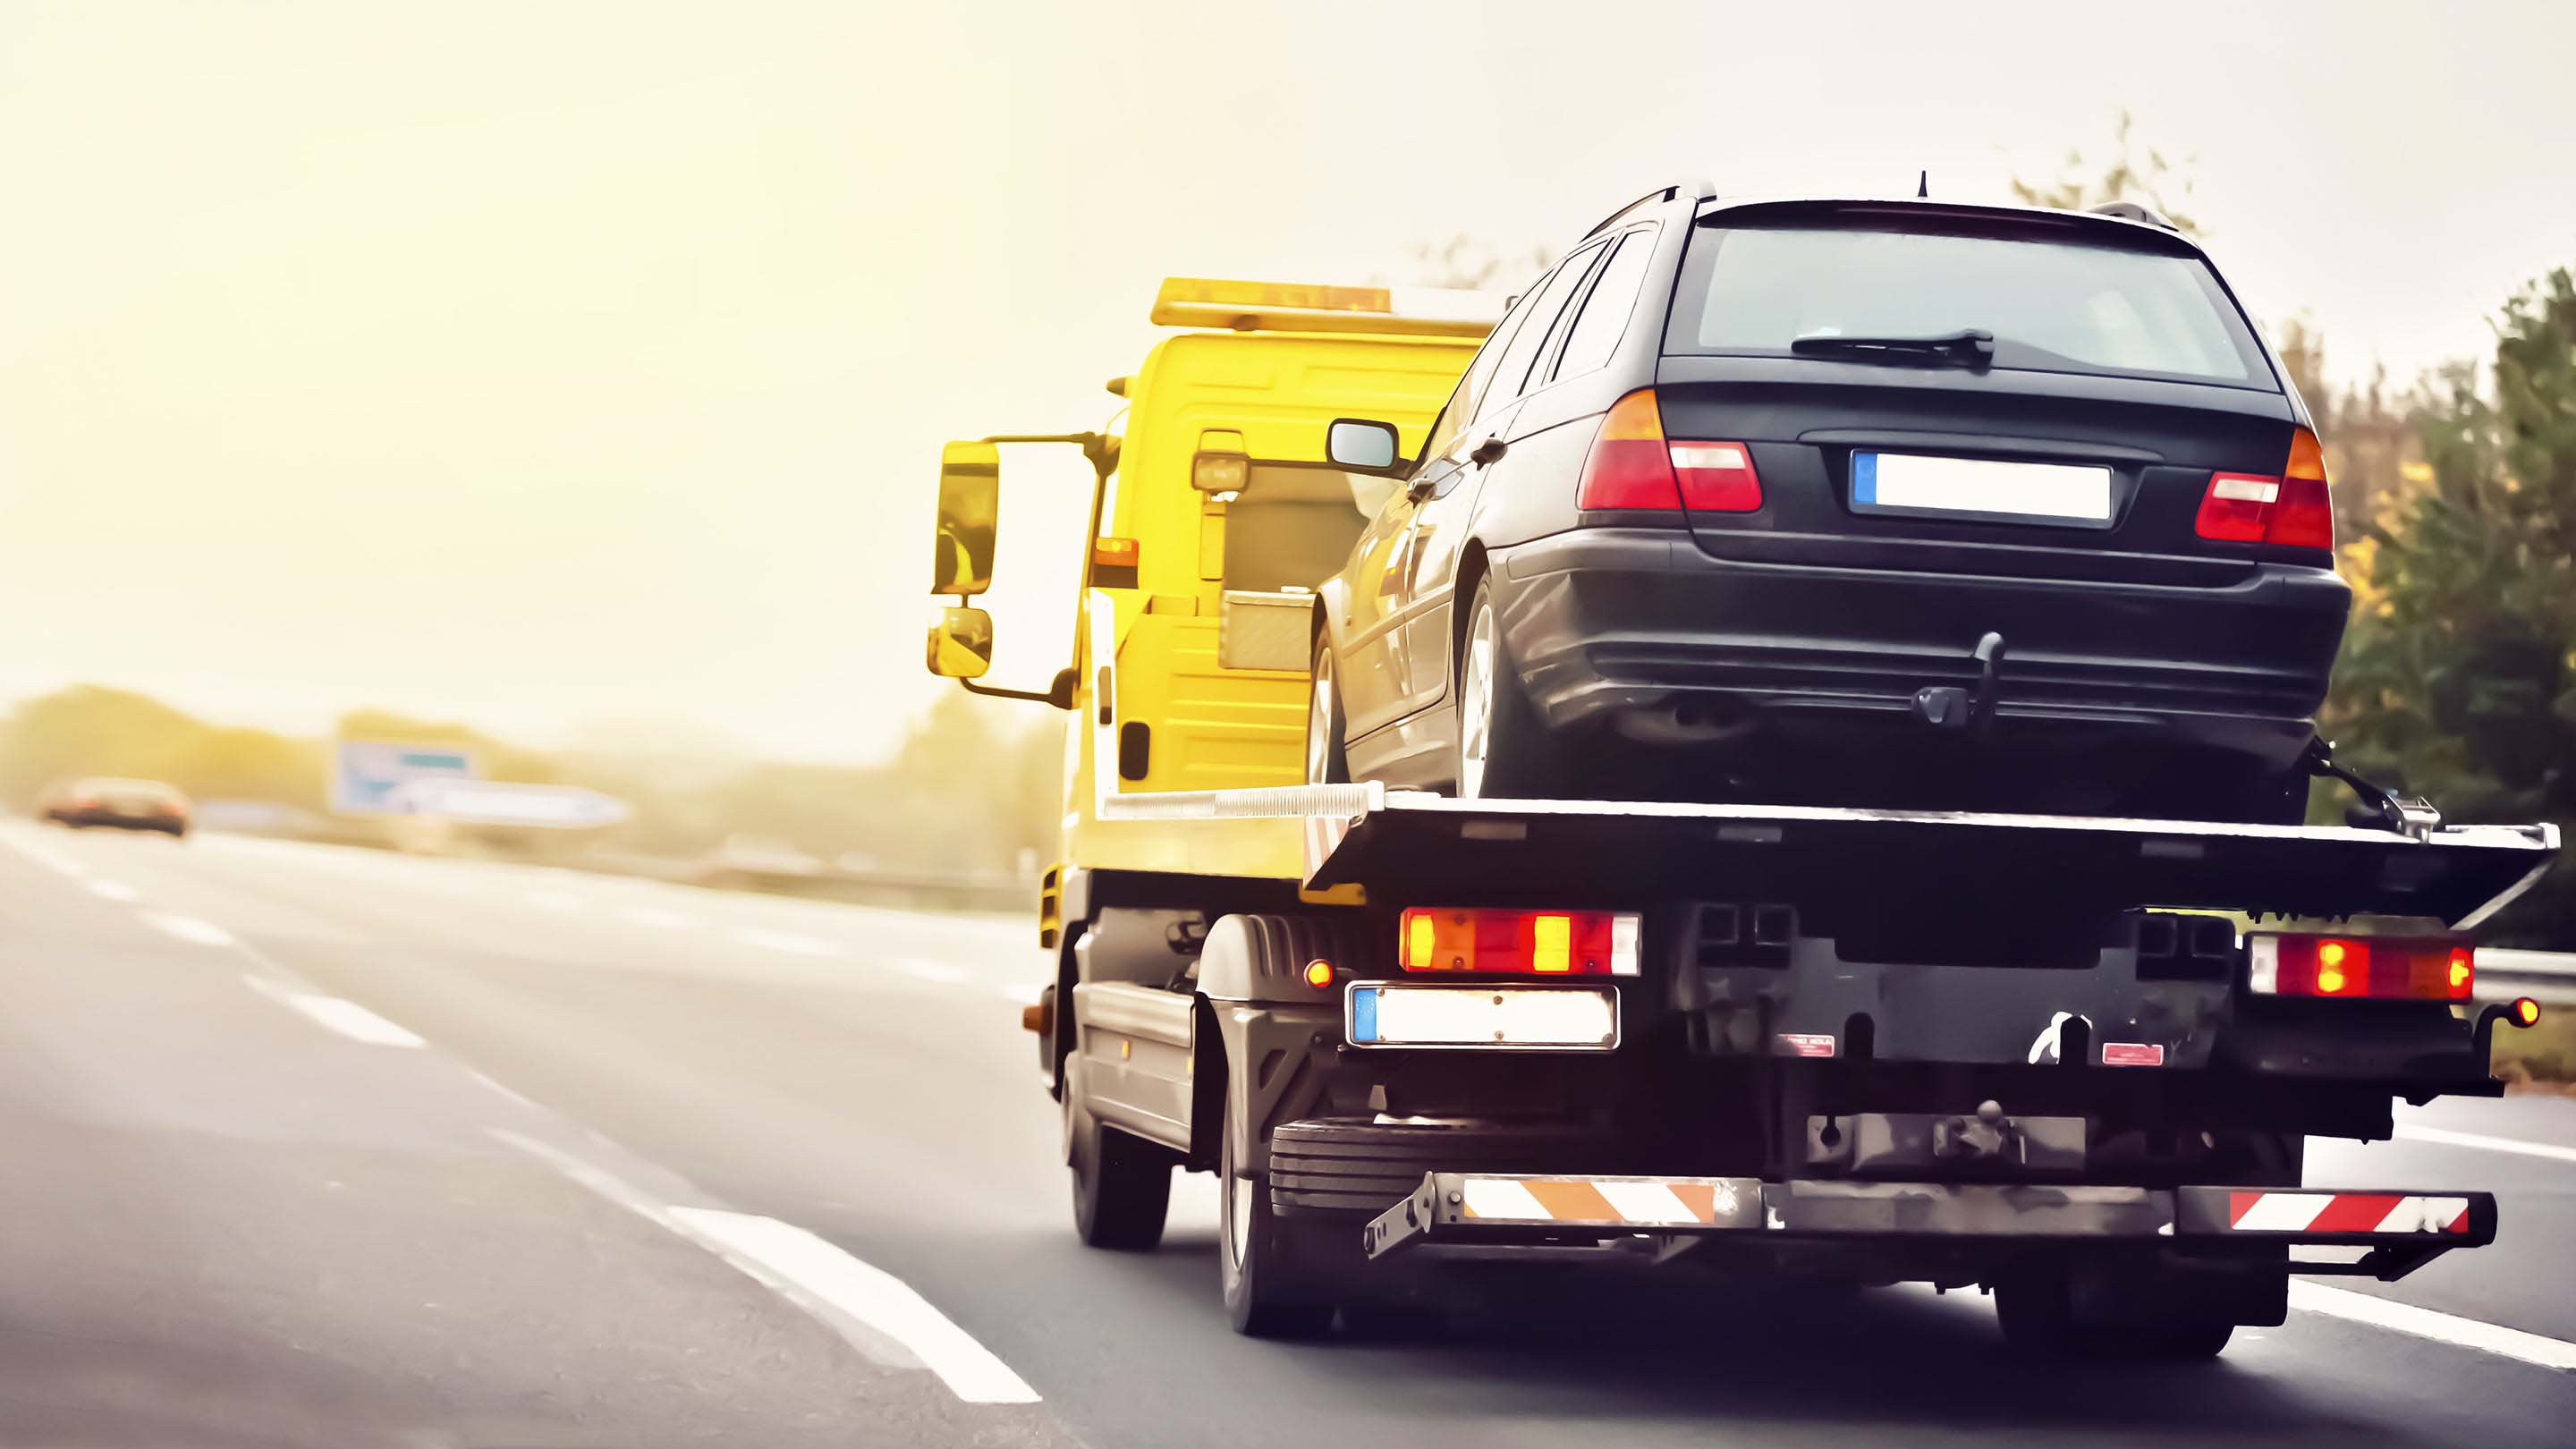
1101,783,2558,925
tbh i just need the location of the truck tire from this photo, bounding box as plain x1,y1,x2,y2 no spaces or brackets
1220,1092,1335,1337
1065,1055,1171,1250
1996,1273,2234,1362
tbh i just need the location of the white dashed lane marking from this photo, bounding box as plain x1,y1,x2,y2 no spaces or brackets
735,928,839,958
2290,1281,2576,1372
241,975,428,1048
83,878,140,902
140,911,239,947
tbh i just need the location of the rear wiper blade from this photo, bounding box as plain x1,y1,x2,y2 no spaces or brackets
1789,328,1995,369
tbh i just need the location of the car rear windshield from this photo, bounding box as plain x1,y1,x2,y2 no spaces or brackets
1667,216,2275,387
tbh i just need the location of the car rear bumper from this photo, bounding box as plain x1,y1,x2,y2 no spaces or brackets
1491,528,2348,771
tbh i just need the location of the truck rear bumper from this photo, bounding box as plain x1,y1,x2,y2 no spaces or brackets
1364,1172,2494,1271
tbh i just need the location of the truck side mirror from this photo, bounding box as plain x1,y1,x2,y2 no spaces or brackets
926,605,995,679
1327,418,1402,475
933,441,1001,596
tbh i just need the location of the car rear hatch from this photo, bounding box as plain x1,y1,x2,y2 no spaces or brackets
1655,200,2314,588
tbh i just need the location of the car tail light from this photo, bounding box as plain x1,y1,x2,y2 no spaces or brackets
2247,933,2472,1002
1398,907,1640,976
1578,389,1761,514
1575,390,1681,510
1670,441,1762,513
2195,426,2334,549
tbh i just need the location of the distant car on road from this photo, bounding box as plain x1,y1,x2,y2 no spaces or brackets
1309,186,2345,823
38,777,192,837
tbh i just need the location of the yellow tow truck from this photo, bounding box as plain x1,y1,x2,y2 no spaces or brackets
923,274,1489,1242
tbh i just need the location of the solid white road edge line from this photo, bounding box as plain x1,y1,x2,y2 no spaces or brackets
240,974,428,1049
2393,1122,2576,1166
669,1208,1040,1405
489,1128,1039,1405
2287,1281,2576,1372
140,911,239,947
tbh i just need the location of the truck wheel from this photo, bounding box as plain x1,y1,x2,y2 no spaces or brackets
1996,1274,2233,1362
1455,575,1567,800
1305,637,1350,785
1220,1112,1335,1337
1065,1055,1171,1250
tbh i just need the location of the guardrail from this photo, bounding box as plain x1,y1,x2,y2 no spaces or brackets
2476,949,2576,1005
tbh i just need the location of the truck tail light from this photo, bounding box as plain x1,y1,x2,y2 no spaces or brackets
2194,427,2334,550
1576,389,1762,514
2248,933,2472,1002
1398,908,1640,977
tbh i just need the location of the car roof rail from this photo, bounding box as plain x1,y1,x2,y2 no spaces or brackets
2089,199,2180,232
1583,179,1717,240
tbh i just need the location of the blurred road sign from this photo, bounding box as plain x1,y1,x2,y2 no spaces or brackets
333,741,477,815
386,778,631,829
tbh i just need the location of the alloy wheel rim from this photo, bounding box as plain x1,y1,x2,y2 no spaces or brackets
1460,604,1496,798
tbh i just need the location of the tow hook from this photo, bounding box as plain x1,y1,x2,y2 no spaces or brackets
1911,631,2006,733
1936,1100,2020,1162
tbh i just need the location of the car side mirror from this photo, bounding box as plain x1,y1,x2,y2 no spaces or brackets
1327,418,1402,475
925,605,994,679
932,441,1000,596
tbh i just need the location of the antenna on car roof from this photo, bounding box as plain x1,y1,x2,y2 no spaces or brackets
1916,170,1928,198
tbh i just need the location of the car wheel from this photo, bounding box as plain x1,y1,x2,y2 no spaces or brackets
1455,575,1566,799
1220,1098,1335,1336
1305,637,1349,785
1064,1055,1172,1250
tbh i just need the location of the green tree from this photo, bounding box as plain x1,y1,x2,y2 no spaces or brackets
2324,272,2576,945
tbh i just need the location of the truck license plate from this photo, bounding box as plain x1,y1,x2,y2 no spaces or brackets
1346,984,1619,1050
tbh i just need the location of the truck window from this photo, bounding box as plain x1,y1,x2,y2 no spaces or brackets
1222,463,1382,593
1550,228,1656,381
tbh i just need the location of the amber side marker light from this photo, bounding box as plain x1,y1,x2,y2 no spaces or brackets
2474,995,2545,1059
1302,960,1335,989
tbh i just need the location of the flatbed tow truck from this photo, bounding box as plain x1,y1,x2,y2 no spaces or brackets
926,276,2560,1358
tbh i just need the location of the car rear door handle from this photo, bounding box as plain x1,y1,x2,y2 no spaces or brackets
1470,436,1508,468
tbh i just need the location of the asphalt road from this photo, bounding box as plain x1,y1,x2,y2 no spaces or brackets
4,820,2572,1449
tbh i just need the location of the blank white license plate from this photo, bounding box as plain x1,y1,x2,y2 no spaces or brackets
1346,984,1619,1050
1852,452,2113,526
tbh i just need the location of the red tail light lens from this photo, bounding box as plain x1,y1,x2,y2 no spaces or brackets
2248,934,2471,1002
2194,427,2334,550
1398,907,1640,977
1575,390,1680,511
1577,389,1762,515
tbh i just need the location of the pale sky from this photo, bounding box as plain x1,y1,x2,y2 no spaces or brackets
4,0,2571,762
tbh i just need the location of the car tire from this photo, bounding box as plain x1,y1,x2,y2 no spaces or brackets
1064,1055,1172,1250
1220,1097,1335,1337
1305,636,1349,786
1455,574,1568,799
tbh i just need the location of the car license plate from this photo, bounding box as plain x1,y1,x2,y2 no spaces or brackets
1346,983,1619,1050
1852,452,2114,527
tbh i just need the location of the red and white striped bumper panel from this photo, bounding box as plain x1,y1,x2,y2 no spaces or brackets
2223,1191,2472,1235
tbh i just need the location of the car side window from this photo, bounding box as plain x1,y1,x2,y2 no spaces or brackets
1478,241,1606,421
1550,227,1657,381
1419,278,1548,464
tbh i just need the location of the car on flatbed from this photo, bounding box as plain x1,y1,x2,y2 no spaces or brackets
1307,185,2345,824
